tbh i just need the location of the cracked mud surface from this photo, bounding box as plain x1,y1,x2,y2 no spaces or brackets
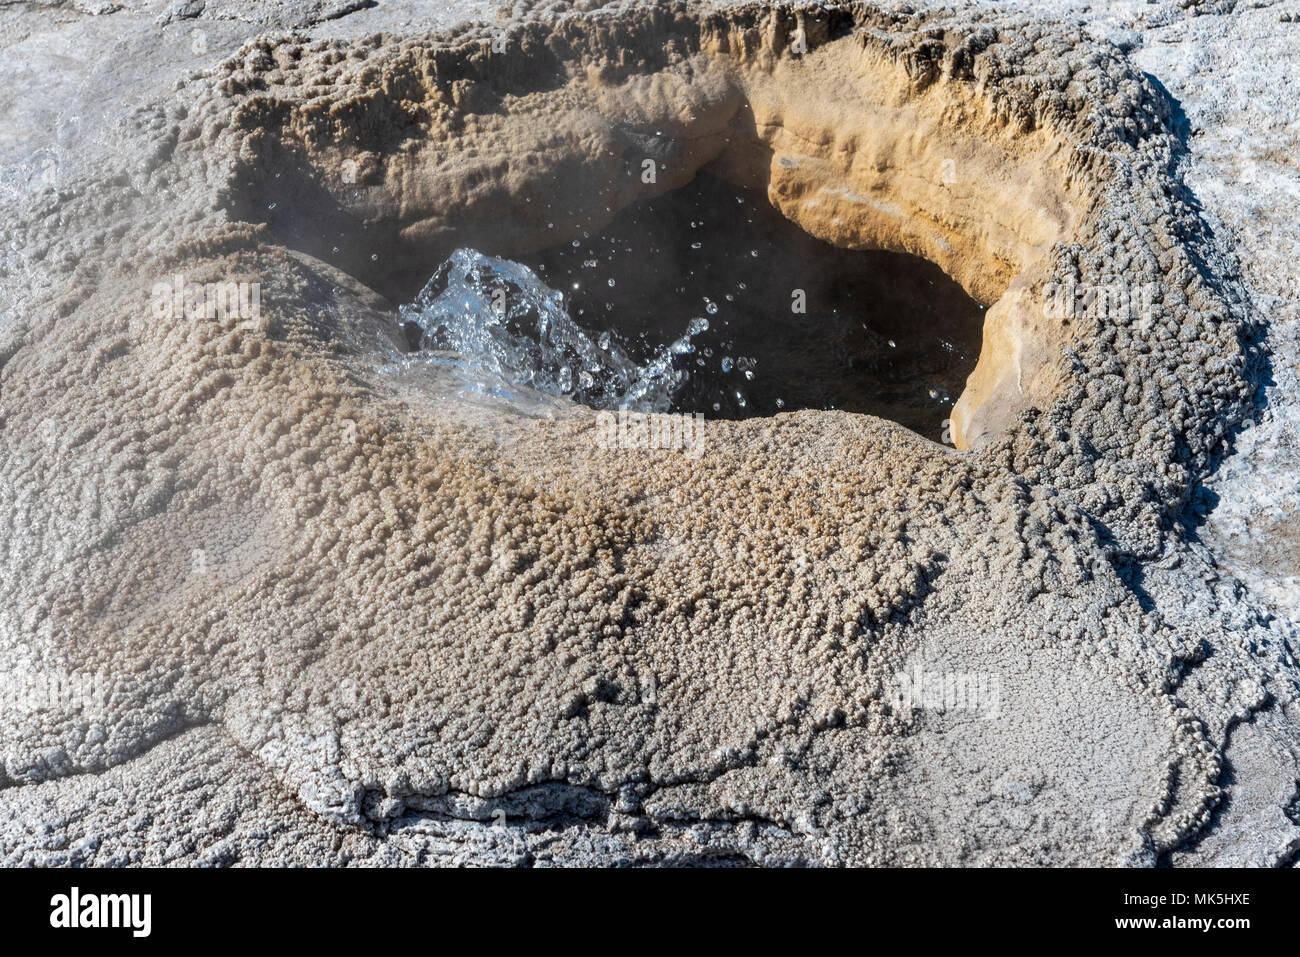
1,0,1298,866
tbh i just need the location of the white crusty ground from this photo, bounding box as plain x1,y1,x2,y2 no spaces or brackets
0,0,1297,866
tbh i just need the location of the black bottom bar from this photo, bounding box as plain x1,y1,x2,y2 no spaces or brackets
0,866,1277,944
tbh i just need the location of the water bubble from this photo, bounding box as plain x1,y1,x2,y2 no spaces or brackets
691,242,702,250
721,356,734,373
776,398,785,409
888,339,896,348
608,278,616,287
704,299,718,315
398,249,708,412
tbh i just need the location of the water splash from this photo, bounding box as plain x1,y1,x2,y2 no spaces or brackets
397,249,704,412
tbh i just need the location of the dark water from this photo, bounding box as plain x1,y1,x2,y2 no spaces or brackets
518,172,984,441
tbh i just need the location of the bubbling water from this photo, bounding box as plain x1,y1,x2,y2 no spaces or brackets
394,174,985,439
397,248,707,412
